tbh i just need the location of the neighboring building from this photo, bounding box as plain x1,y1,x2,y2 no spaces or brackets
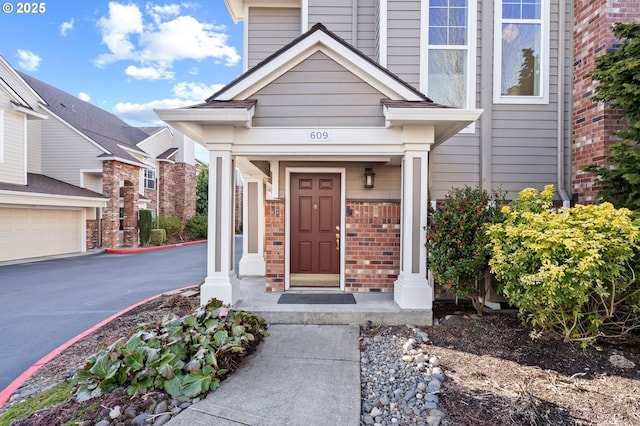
0,56,197,262
156,0,637,317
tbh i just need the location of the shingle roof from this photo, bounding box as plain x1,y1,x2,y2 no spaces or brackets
0,173,106,199
18,72,149,165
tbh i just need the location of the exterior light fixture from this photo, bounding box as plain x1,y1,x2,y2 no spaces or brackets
364,167,376,189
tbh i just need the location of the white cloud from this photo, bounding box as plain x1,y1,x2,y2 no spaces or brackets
95,2,144,66
125,65,175,80
114,97,193,125
172,81,224,100
78,92,91,102
113,81,223,125
94,1,240,79
60,18,74,36
17,50,41,71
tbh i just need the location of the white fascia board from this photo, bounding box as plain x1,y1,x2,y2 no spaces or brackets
10,103,48,120
216,31,424,102
0,191,107,208
225,0,301,23
155,107,254,127
384,107,483,144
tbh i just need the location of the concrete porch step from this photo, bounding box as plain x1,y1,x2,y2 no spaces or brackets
248,309,433,326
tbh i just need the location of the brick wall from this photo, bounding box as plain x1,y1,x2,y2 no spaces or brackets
345,201,400,293
102,160,140,249
572,0,638,203
264,200,285,292
158,162,197,220
86,219,99,250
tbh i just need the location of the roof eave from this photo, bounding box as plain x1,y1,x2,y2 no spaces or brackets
384,106,484,144
155,107,255,142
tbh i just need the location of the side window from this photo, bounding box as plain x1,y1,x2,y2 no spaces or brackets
144,168,156,190
424,0,476,109
494,0,549,104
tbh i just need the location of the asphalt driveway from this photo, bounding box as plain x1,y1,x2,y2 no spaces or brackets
0,243,207,393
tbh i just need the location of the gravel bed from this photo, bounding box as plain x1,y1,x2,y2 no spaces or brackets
360,324,447,426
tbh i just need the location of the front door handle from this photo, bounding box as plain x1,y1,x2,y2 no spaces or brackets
335,225,340,251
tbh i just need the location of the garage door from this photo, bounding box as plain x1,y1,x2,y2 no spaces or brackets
0,207,83,262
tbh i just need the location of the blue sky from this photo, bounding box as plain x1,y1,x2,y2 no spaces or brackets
0,1,244,127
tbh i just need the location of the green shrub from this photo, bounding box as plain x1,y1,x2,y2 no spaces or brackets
75,299,268,402
487,185,640,345
155,215,184,243
138,209,153,246
150,228,167,245
187,215,208,239
426,186,505,315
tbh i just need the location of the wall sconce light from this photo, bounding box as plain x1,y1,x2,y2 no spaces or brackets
364,167,376,189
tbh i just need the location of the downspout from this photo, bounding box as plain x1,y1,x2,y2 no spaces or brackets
556,0,571,207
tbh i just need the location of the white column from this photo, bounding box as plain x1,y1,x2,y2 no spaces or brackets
238,174,266,276
394,151,433,310
201,149,236,306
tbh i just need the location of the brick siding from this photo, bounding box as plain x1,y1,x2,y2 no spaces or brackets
345,201,400,292
572,0,638,203
102,160,140,249
158,162,197,219
265,199,285,292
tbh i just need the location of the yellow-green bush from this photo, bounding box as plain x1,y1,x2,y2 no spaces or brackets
487,185,640,345
150,228,167,245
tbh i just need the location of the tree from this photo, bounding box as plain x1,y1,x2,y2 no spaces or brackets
196,165,208,216
583,23,640,210
426,186,505,315
138,209,153,246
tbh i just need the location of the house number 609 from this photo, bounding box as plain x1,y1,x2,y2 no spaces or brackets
308,131,330,141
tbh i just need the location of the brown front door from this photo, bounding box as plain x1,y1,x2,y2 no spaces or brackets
290,173,341,287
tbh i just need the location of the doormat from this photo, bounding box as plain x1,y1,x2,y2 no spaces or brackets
277,293,356,304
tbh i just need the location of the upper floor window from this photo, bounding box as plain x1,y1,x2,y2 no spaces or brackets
494,0,549,104
144,168,156,190
424,0,475,110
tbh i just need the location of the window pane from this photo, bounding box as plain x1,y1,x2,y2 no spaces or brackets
449,27,467,45
503,0,541,19
428,49,467,107
501,23,541,96
502,4,520,19
522,4,540,19
429,8,447,26
429,27,448,45
450,0,467,7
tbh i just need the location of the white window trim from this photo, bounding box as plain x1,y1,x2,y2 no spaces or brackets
493,0,550,104
420,0,477,134
144,168,156,190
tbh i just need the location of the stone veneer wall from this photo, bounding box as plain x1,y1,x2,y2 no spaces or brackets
86,219,99,250
158,162,197,219
265,200,285,292
102,160,140,249
572,0,638,203
345,201,400,292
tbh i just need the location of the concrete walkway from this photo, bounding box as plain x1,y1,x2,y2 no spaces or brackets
166,324,361,426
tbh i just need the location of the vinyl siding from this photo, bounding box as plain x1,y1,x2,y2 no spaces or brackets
26,118,42,174
248,8,300,69
429,0,573,200
40,115,104,187
386,0,420,88
309,0,354,43
251,51,386,127
357,0,377,60
0,105,26,185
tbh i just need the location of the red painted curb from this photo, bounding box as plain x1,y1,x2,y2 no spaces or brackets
105,239,207,254
0,285,198,410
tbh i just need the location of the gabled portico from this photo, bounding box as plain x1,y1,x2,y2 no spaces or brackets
156,24,482,316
